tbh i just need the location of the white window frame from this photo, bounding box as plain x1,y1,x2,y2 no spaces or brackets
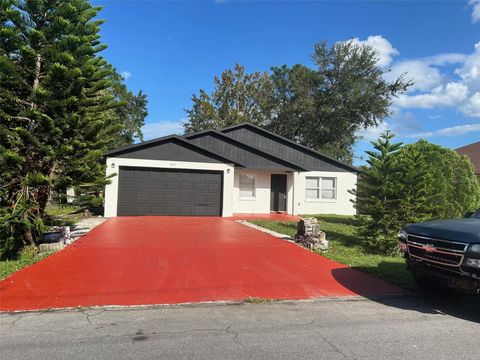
239,173,256,200
305,176,337,201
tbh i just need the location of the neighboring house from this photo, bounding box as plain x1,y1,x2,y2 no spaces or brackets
456,141,480,178
103,123,358,217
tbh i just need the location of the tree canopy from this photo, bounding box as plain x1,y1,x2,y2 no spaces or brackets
354,133,480,255
184,41,412,162
0,0,147,256
397,140,480,219
184,63,273,134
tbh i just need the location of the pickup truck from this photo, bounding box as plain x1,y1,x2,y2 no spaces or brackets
398,210,480,294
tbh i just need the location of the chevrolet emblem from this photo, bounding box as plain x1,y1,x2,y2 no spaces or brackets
424,244,436,252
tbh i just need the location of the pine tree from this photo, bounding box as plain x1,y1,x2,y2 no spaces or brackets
395,146,434,225
352,131,404,255
0,0,124,255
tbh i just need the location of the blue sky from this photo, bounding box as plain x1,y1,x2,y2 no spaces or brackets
95,0,480,164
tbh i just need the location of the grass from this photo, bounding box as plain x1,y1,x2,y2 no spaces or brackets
0,246,52,280
44,204,79,217
250,215,416,290
44,204,83,227
243,297,274,304
0,204,82,280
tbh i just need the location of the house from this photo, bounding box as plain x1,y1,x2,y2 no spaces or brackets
456,141,480,178
103,123,358,217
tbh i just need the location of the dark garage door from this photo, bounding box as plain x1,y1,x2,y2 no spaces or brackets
117,167,223,216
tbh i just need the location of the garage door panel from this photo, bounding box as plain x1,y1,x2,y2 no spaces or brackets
207,183,220,192
194,183,208,192
179,194,193,202
179,182,194,191
117,167,223,216
121,180,138,189
165,193,178,202
136,193,151,202
165,182,177,190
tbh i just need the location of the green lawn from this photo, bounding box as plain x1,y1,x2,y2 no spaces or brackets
0,246,52,280
250,215,416,290
44,204,83,227
0,204,81,280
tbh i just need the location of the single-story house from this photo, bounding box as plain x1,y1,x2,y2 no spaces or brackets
456,141,480,178
103,123,358,217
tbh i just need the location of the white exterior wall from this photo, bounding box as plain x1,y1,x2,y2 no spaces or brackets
292,171,357,216
232,169,294,214
232,170,271,214
232,169,357,216
104,157,235,217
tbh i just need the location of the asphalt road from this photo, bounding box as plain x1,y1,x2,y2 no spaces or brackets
1,295,479,360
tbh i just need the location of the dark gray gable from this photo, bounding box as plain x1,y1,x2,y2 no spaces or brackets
221,124,358,173
185,131,305,171
104,136,242,165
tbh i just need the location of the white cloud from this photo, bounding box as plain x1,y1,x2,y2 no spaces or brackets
385,60,443,92
470,0,480,23
350,35,399,67
407,123,480,138
455,41,480,91
395,82,469,108
357,121,390,141
379,39,480,118
120,71,132,80
357,111,422,141
462,91,480,117
425,53,467,65
142,120,184,140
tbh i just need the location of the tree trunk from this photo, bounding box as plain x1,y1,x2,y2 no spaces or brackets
37,185,51,217
22,211,35,246
32,53,42,94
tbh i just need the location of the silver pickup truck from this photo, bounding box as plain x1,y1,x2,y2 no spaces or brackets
398,210,480,294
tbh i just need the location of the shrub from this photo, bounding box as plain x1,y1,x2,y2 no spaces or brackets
354,133,480,256
398,140,480,219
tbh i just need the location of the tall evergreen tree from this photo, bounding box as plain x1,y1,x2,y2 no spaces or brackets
352,131,404,254
0,0,132,255
395,147,433,225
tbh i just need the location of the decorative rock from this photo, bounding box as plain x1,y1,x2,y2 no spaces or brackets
294,218,328,251
38,241,64,253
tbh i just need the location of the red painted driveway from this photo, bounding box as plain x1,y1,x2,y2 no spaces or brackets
0,217,402,312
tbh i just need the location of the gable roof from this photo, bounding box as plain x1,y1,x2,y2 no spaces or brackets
103,123,359,173
220,123,359,173
184,129,307,171
456,141,480,175
103,135,246,166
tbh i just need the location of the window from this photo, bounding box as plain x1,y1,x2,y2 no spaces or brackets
305,177,320,199
239,174,255,198
305,177,336,200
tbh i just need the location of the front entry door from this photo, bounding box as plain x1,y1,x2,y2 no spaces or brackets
270,174,287,212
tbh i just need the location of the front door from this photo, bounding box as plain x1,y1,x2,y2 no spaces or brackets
270,174,287,212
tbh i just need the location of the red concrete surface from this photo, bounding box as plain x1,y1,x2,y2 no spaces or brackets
0,217,402,312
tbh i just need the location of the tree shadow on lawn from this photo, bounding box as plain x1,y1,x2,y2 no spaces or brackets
313,215,358,226
331,266,480,323
325,229,358,248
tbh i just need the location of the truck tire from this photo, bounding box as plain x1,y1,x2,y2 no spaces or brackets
412,272,451,294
